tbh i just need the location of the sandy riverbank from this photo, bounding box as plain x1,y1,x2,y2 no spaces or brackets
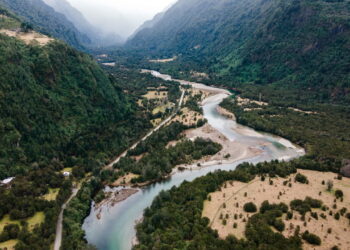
170,123,263,174
95,188,139,219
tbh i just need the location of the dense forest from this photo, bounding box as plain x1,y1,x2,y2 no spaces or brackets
0,0,90,49
127,0,350,104
0,10,154,249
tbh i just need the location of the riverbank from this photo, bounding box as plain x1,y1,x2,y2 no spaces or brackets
170,123,263,174
83,71,305,250
95,188,139,220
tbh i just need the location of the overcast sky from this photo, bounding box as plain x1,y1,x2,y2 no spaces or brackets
67,0,177,38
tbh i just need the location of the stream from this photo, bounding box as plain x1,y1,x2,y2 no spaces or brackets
82,71,305,250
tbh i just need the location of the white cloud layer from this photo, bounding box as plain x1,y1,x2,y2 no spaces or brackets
67,0,177,38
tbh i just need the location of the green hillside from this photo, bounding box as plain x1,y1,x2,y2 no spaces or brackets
128,0,350,104
0,0,91,49
0,9,151,249
0,10,150,179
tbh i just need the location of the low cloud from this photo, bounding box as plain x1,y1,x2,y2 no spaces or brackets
67,0,177,38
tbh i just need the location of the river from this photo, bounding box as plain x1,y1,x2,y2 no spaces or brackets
82,71,305,250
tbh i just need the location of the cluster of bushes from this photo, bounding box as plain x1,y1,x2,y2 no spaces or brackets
302,231,321,245
290,197,323,215
295,173,308,184
115,137,222,183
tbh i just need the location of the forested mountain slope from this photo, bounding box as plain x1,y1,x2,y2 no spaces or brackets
128,0,350,104
0,0,91,49
0,9,149,179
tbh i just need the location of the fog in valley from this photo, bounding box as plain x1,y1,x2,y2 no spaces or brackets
66,0,177,39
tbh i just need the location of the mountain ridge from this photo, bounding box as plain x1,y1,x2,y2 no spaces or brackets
127,0,350,104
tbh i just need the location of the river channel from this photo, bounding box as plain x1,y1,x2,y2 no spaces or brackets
83,71,305,250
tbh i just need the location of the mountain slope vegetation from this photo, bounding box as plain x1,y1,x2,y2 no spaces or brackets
0,8,152,249
0,9,149,179
0,0,91,49
128,0,350,104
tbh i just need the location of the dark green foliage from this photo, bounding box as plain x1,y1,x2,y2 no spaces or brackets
0,224,20,242
0,0,90,49
273,219,285,232
0,12,153,249
334,213,340,220
0,31,149,179
295,173,308,184
220,98,350,173
127,122,186,157
116,136,222,183
302,231,321,245
290,197,322,215
243,202,257,213
62,179,102,250
134,162,302,249
260,201,289,214
335,189,344,199
311,212,318,220
128,0,350,104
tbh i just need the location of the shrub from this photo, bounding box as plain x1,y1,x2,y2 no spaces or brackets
302,231,321,245
335,189,343,199
273,219,285,232
327,180,333,191
244,202,257,213
334,213,340,220
311,212,318,220
295,173,308,184
340,207,347,216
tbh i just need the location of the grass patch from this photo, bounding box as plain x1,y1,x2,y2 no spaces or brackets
0,212,45,233
143,91,168,100
41,188,60,201
27,212,45,231
0,239,18,250
0,215,20,233
152,103,174,114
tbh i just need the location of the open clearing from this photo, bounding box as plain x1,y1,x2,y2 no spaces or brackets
142,90,168,100
0,212,45,233
149,56,177,63
171,107,203,127
0,239,18,250
41,188,60,201
203,169,350,250
111,173,140,186
0,29,53,45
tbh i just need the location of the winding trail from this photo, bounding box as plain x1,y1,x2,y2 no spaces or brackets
106,89,185,168
54,89,185,250
54,187,79,250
